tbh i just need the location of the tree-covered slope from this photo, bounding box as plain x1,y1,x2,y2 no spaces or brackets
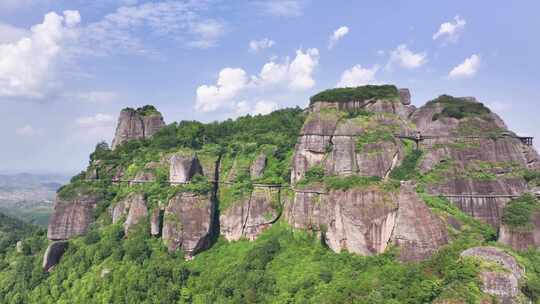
2,86,540,303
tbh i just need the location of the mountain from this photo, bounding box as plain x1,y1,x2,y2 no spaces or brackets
2,86,540,303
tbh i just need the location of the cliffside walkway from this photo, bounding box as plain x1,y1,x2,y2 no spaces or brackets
94,178,540,199
298,132,533,147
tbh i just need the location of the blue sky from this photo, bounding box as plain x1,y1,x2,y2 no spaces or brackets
1,0,539,174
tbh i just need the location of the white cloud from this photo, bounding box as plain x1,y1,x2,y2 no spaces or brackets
0,24,29,44
433,16,466,43
0,11,80,98
76,113,115,126
196,48,319,113
15,125,38,136
195,68,248,112
82,1,225,55
188,19,226,49
387,44,427,70
337,64,380,87
249,38,275,52
253,100,278,115
448,54,480,79
76,91,118,104
74,113,116,142
258,1,304,17
328,26,349,49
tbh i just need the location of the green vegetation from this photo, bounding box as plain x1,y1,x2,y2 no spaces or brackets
324,175,382,191
355,129,395,152
122,105,161,116
429,95,491,121
390,141,423,181
502,194,540,231
310,85,399,104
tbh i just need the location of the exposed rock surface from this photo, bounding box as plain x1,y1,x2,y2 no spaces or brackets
390,182,449,261
123,193,148,234
162,192,215,258
411,97,539,227
150,208,162,236
47,193,101,241
461,247,524,303
498,212,540,251
285,186,399,255
169,153,203,183
220,188,282,241
111,107,165,149
42,241,68,271
250,153,267,179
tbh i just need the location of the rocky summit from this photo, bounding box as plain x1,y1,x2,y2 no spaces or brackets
6,85,540,303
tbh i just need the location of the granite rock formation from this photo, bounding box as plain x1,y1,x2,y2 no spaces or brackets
111,106,165,149
461,247,525,303
162,192,216,258
220,188,282,241
47,192,101,241
169,153,203,183
42,241,68,271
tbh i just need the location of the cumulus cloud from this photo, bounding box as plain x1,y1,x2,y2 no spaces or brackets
337,64,380,87
387,44,427,70
195,68,248,112
433,16,466,43
249,38,275,52
196,48,319,113
448,54,480,79
0,10,80,98
253,100,278,115
258,0,304,17
328,26,349,49
15,125,38,136
0,24,29,44
82,1,225,55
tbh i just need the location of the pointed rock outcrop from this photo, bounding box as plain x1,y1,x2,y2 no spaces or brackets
250,153,267,179
123,193,148,234
111,105,165,149
162,192,216,258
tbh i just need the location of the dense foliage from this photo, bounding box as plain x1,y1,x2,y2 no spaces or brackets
502,194,540,231
310,85,399,104
429,95,491,121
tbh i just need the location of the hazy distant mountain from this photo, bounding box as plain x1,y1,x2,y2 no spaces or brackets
0,173,70,226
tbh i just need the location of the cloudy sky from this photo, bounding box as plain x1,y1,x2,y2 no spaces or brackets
1,0,539,174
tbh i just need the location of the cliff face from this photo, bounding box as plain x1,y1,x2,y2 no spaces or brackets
111,106,165,149
44,86,540,268
162,192,216,258
412,96,539,227
47,191,101,241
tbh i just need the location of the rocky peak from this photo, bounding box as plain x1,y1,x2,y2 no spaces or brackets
111,105,165,149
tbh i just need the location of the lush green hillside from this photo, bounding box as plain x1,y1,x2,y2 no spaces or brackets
2,106,540,303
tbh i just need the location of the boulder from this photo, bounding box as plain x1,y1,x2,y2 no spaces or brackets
111,107,165,149
399,88,411,105
123,193,148,234
220,188,282,241
169,153,203,183
461,247,525,303
390,182,449,261
47,193,101,241
250,153,267,179
42,241,68,271
162,192,216,258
